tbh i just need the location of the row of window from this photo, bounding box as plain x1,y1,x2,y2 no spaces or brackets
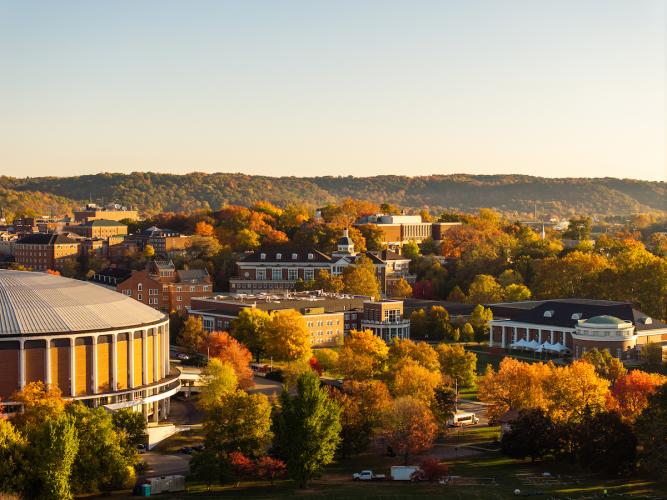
306,319,340,328
259,253,315,260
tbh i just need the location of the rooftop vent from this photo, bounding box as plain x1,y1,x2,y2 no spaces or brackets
308,253,314,260
639,317,653,325
571,313,582,320
276,253,282,260
260,253,266,260
544,310,555,318
292,253,298,260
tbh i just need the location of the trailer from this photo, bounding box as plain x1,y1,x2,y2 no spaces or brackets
390,465,420,481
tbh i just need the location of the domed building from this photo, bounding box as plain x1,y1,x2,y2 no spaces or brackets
0,270,177,421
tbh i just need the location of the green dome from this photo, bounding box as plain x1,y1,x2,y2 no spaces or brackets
584,315,626,325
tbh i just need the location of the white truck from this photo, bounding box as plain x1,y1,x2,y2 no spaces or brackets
448,411,480,427
352,470,386,481
390,465,420,481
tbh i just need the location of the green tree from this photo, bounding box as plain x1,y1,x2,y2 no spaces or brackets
503,283,532,302
470,304,493,343
641,343,664,371
635,383,667,473
273,371,342,487
501,409,557,463
467,274,504,304
446,285,467,303
0,419,27,494
66,404,135,493
431,385,457,433
27,414,79,500
314,348,339,373
581,349,627,383
435,343,477,387
178,316,207,353
312,269,344,293
576,411,637,474
198,359,238,411
562,216,592,240
112,408,147,450
420,237,440,255
402,241,420,261
426,305,449,341
497,269,523,287
341,255,381,299
230,308,271,362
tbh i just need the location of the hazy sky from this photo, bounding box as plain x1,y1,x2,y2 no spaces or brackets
1,1,665,180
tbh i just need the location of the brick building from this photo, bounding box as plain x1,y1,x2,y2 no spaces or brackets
67,219,128,239
126,226,191,255
360,299,410,342
115,260,212,314
354,214,461,250
73,203,138,223
14,233,80,271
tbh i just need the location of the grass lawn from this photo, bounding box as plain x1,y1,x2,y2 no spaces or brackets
442,425,501,445
151,427,205,454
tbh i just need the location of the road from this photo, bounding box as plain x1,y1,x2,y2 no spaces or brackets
141,452,191,478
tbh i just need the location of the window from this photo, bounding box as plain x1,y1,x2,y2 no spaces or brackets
292,253,298,260
123,290,132,297
176,286,182,292
256,269,266,280
176,296,183,302
190,286,195,292
260,253,266,260
308,253,314,260
272,268,282,280
203,318,214,333
137,293,143,301
276,253,282,260
543,310,555,318
304,269,314,280
288,269,298,281
137,283,143,291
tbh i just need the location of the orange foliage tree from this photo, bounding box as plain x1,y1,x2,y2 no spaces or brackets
208,331,255,389
611,370,667,422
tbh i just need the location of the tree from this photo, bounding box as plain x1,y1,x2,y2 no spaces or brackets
208,331,254,389
383,396,438,465
357,224,385,252
230,308,271,362
312,270,344,293
333,380,393,457
0,419,27,494
545,360,610,423
435,343,477,387
265,310,311,362
314,348,339,373
255,456,287,485
447,285,467,303
178,316,207,353
66,404,135,493
461,322,475,342
503,283,532,302
641,342,664,371
391,278,413,298
402,241,420,261
426,306,449,341
26,414,79,500
576,411,637,474
143,244,155,258
612,370,666,422
635,383,667,473
188,235,222,259
229,451,255,486
112,408,147,450
11,381,66,428
431,385,457,433
414,457,449,482
336,329,389,380
501,409,557,463
391,360,442,404
469,305,493,343
195,221,215,236
581,348,627,383
562,216,592,240
388,338,440,372
204,390,273,458
467,274,504,304
273,371,342,488
498,269,523,287
198,359,238,411
235,229,261,251
341,255,381,299
420,237,441,255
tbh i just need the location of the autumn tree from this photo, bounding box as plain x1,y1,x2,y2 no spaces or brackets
383,396,438,464
265,310,311,362
0,419,27,494
581,348,627,383
255,456,287,485
195,221,215,236
390,278,413,298
469,304,493,343
635,383,667,473
314,348,339,373
391,360,442,404
447,285,467,303
503,283,532,302
435,343,477,387
388,338,440,372
312,269,344,293
545,360,610,423
426,305,449,341
341,255,381,299
273,371,341,488
431,385,457,433
198,359,238,411
208,331,254,389
143,244,155,258
414,457,449,482
230,308,271,362
11,381,66,428
467,274,504,304
611,370,666,422
178,316,207,353
336,329,389,380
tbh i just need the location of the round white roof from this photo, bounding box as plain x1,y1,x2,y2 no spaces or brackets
0,270,166,336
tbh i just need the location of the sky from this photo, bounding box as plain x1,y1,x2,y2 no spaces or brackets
0,1,665,181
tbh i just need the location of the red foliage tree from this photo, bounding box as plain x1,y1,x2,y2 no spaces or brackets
207,331,255,389
229,451,256,486
414,456,449,482
309,356,323,376
255,456,287,485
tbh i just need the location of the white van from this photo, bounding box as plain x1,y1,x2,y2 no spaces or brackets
447,411,479,427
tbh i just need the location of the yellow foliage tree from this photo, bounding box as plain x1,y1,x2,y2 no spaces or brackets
265,309,312,362
337,329,389,380
391,359,442,404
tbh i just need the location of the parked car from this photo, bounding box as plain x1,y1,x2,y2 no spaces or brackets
177,353,190,361
447,411,480,427
353,470,386,481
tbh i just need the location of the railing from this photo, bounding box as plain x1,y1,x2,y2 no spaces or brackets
361,320,410,326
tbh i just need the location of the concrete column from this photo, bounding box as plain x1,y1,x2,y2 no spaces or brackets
538,330,542,344
111,333,118,391
550,330,554,343
45,339,51,386
153,329,159,382
141,330,148,385
501,327,506,348
70,337,76,397
164,325,170,377
488,327,493,348
512,327,517,343
128,332,135,388
142,403,148,421
91,336,98,394
19,339,26,389
152,401,159,423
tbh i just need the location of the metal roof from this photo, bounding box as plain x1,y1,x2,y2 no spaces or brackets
0,270,165,336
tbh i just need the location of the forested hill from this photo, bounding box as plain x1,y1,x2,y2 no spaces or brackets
1,173,665,217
